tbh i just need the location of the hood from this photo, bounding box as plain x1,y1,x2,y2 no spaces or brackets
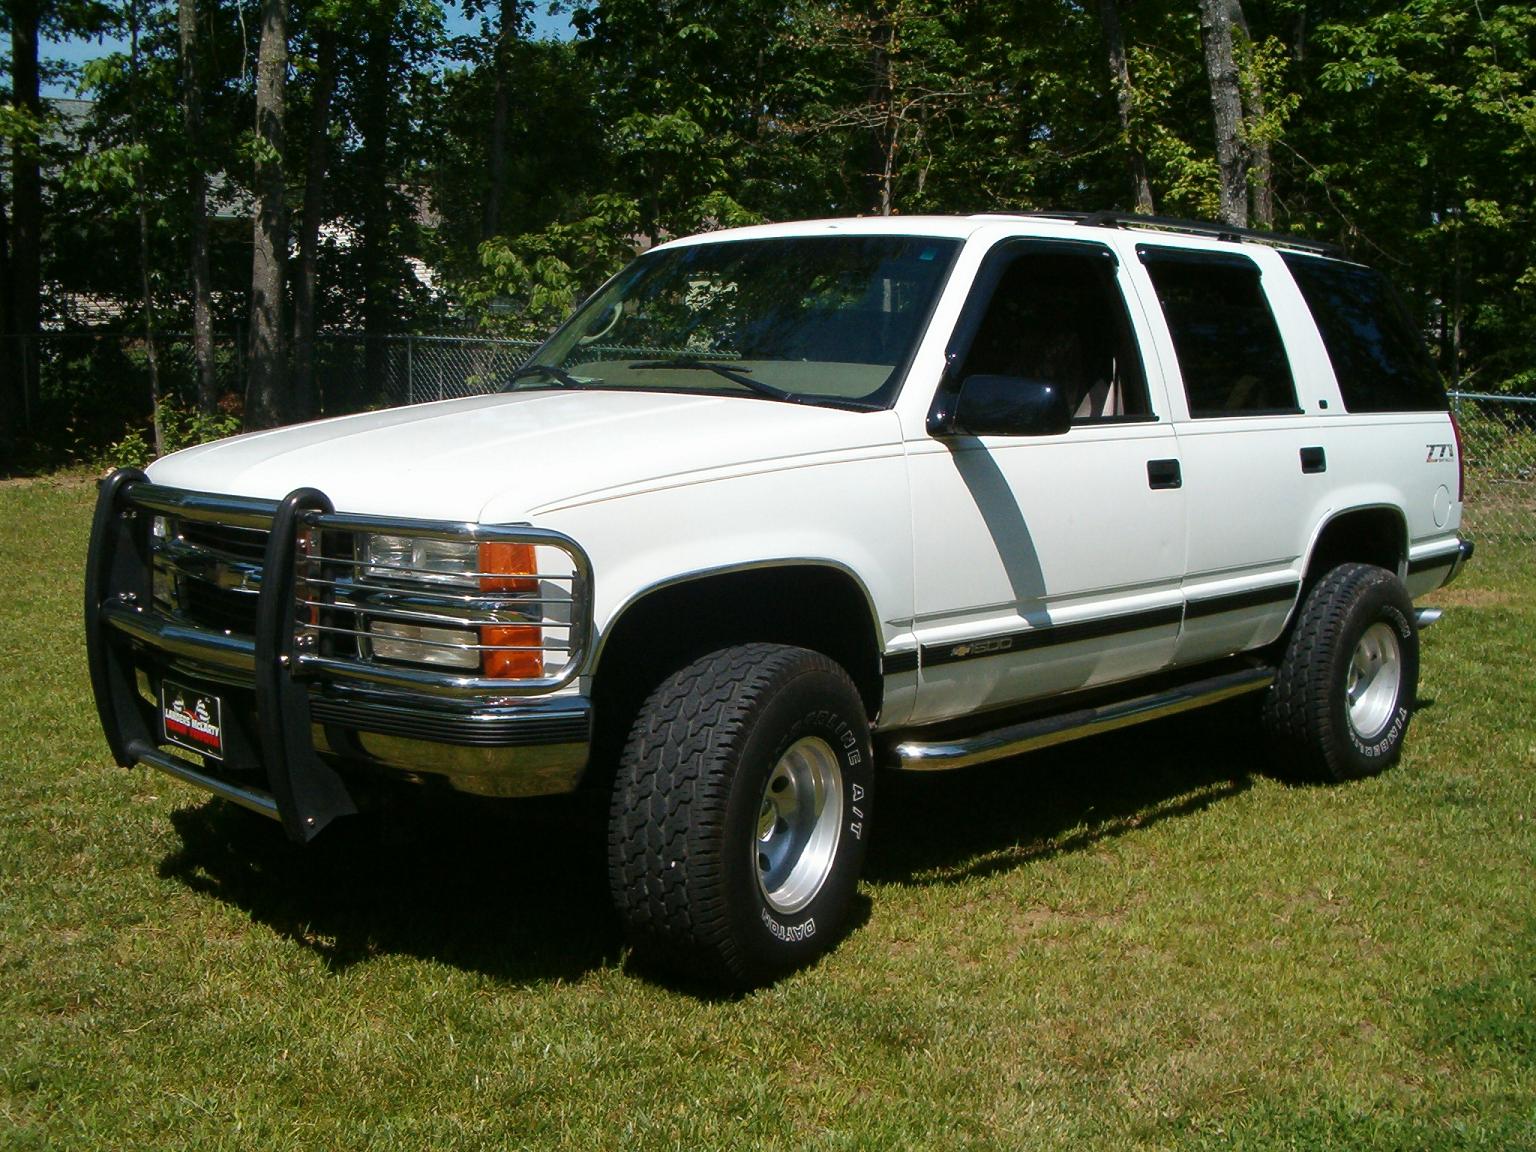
146,389,902,523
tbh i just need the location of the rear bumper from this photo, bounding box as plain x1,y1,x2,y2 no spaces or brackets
1447,537,1474,584
1407,536,1474,592
85,469,593,842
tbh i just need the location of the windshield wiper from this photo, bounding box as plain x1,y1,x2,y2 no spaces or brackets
628,358,802,404
505,363,583,390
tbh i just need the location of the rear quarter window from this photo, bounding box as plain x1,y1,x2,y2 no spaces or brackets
1281,252,1447,412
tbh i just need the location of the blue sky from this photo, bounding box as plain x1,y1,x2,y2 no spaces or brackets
7,5,575,99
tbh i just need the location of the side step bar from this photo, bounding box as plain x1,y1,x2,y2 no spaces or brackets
890,666,1275,772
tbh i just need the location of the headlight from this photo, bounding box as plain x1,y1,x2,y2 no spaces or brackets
357,532,545,679
362,533,478,586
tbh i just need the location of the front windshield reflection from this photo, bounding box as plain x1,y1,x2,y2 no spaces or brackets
508,234,960,409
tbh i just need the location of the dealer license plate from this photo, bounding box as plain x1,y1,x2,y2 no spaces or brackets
161,680,225,760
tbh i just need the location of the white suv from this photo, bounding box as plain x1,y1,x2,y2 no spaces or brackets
86,212,1471,986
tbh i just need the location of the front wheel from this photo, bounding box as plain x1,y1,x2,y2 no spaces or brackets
608,644,873,987
1262,563,1420,782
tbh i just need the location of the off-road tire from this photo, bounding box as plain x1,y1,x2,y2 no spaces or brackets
1262,562,1419,782
608,643,873,987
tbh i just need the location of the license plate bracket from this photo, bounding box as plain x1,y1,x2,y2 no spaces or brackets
161,679,225,760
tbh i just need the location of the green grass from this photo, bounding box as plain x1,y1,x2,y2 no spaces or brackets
3,477,1533,1150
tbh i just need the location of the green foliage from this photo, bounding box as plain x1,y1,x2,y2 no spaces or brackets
451,194,653,336
98,401,242,469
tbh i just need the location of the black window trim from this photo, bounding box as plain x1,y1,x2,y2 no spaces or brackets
1135,242,1302,420
929,236,1157,434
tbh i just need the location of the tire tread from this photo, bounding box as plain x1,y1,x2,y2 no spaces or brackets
607,643,861,982
1262,562,1415,782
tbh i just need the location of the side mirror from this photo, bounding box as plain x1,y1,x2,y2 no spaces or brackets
936,375,1073,438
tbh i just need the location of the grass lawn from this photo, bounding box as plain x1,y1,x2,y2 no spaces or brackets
2,477,1532,1150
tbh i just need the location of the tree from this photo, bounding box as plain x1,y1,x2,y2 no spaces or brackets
781,0,983,217
1305,0,1536,390
1198,0,1247,227
125,0,164,451
477,0,529,241
246,0,287,428
178,0,215,413
1097,0,1154,213
5,0,44,437
290,14,336,422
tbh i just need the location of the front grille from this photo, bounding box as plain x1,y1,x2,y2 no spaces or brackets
180,522,269,563
156,519,270,637
181,579,261,635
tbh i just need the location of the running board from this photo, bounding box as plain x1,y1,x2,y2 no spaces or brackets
889,666,1275,772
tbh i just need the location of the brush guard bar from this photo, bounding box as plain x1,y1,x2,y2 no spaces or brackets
85,468,594,842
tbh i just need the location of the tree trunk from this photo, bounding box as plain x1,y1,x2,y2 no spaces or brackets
869,19,896,217
0,198,16,458
1198,0,1247,228
291,29,336,421
8,0,43,432
127,1,166,454
1096,0,1154,214
247,0,289,429
482,0,516,241
1228,0,1272,229
179,0,217,414
359,2,398,391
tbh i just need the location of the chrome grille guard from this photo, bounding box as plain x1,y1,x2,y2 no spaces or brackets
84,468,594,841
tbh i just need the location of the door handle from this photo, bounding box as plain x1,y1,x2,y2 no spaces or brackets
1300,446,1327,474
1147,458,1182,490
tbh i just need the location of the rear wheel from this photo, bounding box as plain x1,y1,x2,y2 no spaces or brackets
607,643,872,986
1262,563,1419,782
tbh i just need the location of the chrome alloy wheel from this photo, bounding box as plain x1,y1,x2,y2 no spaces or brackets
754,736,844,915
1346,621,1403,740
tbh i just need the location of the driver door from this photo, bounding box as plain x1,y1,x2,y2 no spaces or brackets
903,238,1187,725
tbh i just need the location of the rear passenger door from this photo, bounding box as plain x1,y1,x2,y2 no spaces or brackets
1131,244,1324,665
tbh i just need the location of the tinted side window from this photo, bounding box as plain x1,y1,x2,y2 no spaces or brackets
960,247,1151,421
1139,246,1298,418
1281,252,1446,412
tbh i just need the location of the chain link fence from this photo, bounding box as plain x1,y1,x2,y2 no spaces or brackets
314,334,540,410
2,331,541,463
1449,390,1536,552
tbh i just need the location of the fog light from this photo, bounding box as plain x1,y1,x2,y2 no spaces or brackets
369,621,479,669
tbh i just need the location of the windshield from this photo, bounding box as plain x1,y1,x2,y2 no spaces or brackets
507,234,961,409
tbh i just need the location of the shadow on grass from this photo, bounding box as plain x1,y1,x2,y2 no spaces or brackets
157,788,621,983
155,700,1260,984
867,700,1258,886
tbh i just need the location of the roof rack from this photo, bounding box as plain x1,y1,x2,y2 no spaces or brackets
1073,210,1343,257
999,208,1342,257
